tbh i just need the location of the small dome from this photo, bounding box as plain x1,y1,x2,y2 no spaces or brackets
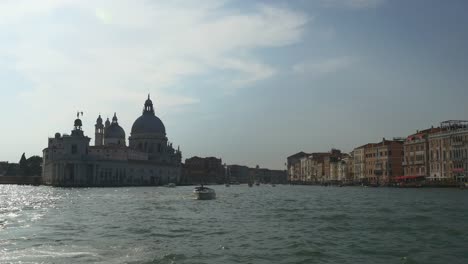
96,115,103,124
74,118,82,127
105,123,126,138
105,118,111,127
55,133,61,139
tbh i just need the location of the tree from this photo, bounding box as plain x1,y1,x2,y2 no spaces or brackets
19,153,29,175
18,153,43,176
26,156,43,176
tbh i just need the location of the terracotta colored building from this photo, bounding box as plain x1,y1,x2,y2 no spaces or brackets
364,138,404,185
403,127,441,178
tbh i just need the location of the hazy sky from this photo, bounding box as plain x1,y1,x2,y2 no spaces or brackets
1,0,467,169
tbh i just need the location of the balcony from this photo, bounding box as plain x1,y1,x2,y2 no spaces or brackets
452,157,466,162
451,141,464,146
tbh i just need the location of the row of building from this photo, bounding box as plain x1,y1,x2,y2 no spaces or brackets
181,156,287,185
287,120,468,186
1,95,284,187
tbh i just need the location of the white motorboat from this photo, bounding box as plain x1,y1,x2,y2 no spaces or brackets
193,186,216,200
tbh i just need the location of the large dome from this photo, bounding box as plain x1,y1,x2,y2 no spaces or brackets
105,123,126,138
131,114,166,135
131,95,166,136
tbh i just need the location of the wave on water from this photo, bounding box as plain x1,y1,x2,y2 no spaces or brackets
1,185,468,264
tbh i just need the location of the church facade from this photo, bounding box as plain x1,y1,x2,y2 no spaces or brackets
42,96,182,187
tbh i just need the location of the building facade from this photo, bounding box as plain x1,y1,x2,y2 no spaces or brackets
42,96,182,187
353,146,366,183
287,152,310,183
403,127,441,179
428,120,468,183
182,156,224,184
364,138,404,185
228,165,250,184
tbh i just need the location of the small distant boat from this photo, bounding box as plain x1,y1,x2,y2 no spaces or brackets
271,184,276,187
193,186,216,200
225,183,230,187
248,183,253,187
255,181,260,186
166,183,176,188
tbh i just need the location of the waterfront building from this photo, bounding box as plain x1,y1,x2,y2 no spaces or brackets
323,149,343,183
309,153,328,183
268,169,288,184
42,96,182,187
428,120,468,183
353,146,366,183
346,152,354,183
338,154,352,184
364,138,404,185
287,152,310,183
248,166,287,184
327,153,352,184
403,127,441,180
314,159,325,183
329,157,339,183
299,156,310,183
228,164,250,183
286,150,342,184
183,156,224,184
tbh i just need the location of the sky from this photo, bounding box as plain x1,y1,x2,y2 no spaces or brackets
1,0,468,170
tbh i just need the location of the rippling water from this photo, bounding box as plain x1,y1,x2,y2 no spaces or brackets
1,185,468,264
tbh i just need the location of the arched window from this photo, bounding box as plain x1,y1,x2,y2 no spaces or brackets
158,143,162,153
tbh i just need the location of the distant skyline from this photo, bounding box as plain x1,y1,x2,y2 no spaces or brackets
1,0,468,169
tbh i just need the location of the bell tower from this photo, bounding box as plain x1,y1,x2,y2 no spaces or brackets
95,115,104,146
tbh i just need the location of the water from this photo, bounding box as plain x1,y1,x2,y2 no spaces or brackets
1,185,468,264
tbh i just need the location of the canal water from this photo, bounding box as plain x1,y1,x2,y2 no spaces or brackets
1,185,467,264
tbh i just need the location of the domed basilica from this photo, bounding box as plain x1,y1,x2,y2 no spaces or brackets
42,95,182,187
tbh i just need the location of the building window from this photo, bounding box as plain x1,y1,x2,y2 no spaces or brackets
71,144,77,154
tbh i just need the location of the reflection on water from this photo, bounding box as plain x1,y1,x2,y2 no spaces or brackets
1,185,468,264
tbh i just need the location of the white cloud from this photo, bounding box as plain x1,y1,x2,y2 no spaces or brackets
293,56,355,77
1,1,307,109
320,0,384,9
0,1,308,160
